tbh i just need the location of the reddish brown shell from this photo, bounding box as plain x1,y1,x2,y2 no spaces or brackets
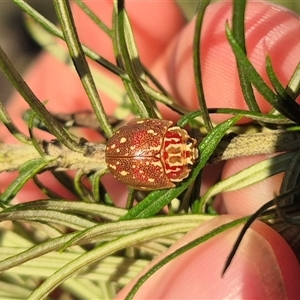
105,118,198,190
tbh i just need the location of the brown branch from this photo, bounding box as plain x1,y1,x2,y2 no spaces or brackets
1,130,300,174
0,140,106,174
210,130,300,164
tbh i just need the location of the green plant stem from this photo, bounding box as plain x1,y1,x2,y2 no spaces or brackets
232,0,260,112
0,100,31,144
0,45,82,152
53,0,113,137
193,0,213,131
113,0,157,118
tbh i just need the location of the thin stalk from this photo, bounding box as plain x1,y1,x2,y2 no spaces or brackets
53,0,113,137
193,0,213,131
0,45,82,152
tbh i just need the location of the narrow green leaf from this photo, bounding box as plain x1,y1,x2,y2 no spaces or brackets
53,0,113,137
226,23,300,123
32,175,63,199
193,0,213,131
113,0,157,118
74,0,112,37
266,56,296,107
280,151,300,196
201,152,294,212
207,108,292,125
51,172,79,198
22,108,50,132
179,107,293,126
0,100,30,144
4,199,126,220
89,170,105,203
275,186,300,225
27,223,200,299
278,151,300,224
73,170,95,202
222,201,273,275
0,209,96,230
27,110,46,157
232,0,260,112
286,62,300,99
0,45,82,152
0,158,49,204
232,0,246,51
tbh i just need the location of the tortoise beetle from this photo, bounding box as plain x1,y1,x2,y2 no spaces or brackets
105,118,199,190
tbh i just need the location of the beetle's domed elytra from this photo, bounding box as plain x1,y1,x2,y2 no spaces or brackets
105,118,199,190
